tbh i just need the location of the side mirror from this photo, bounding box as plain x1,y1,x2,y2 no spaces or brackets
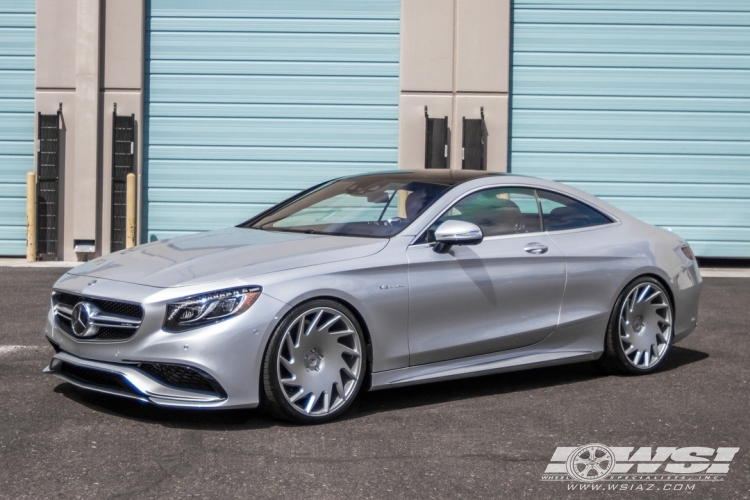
433,220,483,253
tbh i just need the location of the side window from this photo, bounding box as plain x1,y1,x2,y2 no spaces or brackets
424,187,542,242
537,190,613,231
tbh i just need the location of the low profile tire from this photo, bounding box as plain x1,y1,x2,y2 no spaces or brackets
262,300,367,424
599,277,674,375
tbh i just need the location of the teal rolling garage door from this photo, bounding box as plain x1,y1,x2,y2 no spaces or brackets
144,1,400,242
0,0,34,255
510,0,750,257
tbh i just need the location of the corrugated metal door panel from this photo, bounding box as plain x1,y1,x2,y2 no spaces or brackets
0,0,34,256
515,0,750,10
516,9,750,26
513,96,750,112
512,139,750,156
148,76,399,104
514,68,750,98
149,1,400,19
148,147,397,163
145,0,400,242
146,161,397,188
512,154,750,184
514,110,750,141
149,33,399,62
511,0,750,257
152,61,400,77
149,118,397,148
515,26,750,55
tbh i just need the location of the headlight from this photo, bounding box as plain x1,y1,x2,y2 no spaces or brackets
163,287,261,332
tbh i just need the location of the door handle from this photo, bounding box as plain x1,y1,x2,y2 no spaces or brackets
524,242,548,255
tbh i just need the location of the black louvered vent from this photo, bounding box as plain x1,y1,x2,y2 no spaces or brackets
462,107,488,171
60,362,134,393
36,109,61,257
139,363,226,397
425,107,449,169
111,107,135,252
56,291,144,319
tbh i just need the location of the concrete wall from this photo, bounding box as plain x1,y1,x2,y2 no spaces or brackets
398,0,510,172
35,0,143,260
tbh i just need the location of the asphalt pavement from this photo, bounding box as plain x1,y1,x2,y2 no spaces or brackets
0,267,748,499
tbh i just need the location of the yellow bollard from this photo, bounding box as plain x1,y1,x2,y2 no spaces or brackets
125,172,136,248
26,172,36,262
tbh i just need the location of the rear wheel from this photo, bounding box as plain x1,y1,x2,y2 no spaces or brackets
599,277,673,375
262,300,366,424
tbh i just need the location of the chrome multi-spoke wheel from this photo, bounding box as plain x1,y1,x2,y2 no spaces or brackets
600,277,673,375
618,282,672,370
262,300,366,423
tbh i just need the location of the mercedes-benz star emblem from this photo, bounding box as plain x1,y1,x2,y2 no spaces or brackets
70,302,99,337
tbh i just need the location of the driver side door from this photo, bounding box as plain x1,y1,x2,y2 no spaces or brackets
406,186,567,366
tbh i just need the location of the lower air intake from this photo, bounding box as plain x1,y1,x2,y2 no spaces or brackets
60,362,134,393
139,363,226,398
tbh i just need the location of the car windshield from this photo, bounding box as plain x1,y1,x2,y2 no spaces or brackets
247,174,452,238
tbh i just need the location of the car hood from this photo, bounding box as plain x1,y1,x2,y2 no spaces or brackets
68,227,388,287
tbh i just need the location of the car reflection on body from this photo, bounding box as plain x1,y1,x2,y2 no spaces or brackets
43,170,701,423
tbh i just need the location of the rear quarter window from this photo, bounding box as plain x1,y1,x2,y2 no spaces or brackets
537,190,614,232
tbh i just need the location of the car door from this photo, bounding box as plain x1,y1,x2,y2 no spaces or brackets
536,189,628,329
406,186,567,366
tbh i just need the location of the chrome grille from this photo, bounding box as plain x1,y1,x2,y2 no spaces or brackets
52,291,143,341
57,292,143,319
94,327,137,341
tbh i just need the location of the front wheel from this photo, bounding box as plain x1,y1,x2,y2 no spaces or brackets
599,277,674,375
262,300,366,423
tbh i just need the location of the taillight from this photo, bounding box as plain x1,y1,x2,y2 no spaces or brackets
681,245,695,261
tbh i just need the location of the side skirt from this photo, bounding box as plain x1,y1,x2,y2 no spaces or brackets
370,350,598,390
370,316,607,390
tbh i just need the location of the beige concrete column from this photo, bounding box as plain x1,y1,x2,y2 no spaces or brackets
72,0,101,249
35,0,78,261
99,0,144,254
398,0,510,172
400,0,454,93
398,0,455,171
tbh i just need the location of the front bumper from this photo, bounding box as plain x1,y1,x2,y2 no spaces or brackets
44,274,292,409
44,350,227,407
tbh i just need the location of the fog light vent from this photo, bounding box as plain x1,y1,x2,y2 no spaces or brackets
139,363,226,397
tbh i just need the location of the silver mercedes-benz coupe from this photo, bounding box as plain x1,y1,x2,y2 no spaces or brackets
44,171,702,423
